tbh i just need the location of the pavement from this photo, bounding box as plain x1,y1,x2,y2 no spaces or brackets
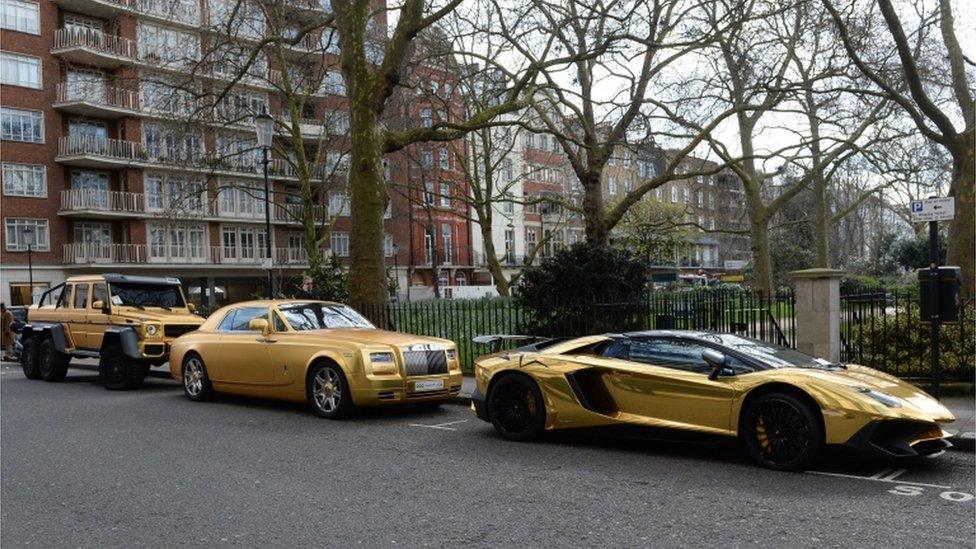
2,359,975,547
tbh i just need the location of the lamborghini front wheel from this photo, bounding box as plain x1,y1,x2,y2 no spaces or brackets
487,374,546,441
741,392,823,471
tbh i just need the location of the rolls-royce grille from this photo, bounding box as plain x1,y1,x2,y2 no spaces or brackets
164,324,198,338
403,350,448,376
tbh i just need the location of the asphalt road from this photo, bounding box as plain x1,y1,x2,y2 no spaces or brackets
2,362,974,548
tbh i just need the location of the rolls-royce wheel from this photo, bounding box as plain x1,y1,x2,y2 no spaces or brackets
487,374,546,441
182,353,214,401
741,392,823,471
308,363,354,419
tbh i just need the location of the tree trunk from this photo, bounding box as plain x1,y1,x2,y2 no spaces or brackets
347,104,390,317
806,97,830,268
947,134,975,294
583,171,608,245
479,222,510,297
749,215,775,296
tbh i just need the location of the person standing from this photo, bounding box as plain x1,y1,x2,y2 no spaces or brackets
294,276,320,300
1,303,14,361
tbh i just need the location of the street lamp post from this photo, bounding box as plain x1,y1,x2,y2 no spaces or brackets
255,113,275,299
22,226,34,304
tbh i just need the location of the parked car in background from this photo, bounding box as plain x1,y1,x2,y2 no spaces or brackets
19,274,203,389
170,300,463,418
471,331,955,470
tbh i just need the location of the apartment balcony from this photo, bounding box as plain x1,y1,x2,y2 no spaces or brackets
53,83,140,119
64,243,311,268
52,0,199,28
272,202,329,225
63,243,147,265
59,189,145,218
51,28,137,68
56,136,144,169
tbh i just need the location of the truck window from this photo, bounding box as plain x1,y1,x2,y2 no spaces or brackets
91,283,107,309
57,285,72,309
73,284,89,309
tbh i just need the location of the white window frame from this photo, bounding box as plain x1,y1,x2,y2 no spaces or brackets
0,0,39,35
330,231,349,257
4,217,49,251
0,50,41,88
0,107,43,143
2,162,45,197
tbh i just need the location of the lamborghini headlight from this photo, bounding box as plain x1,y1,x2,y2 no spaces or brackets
854,386,901,408
446,349,457,360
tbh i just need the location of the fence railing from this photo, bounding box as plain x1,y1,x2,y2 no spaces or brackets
357,289,795,373
841,290,974,382
64,243,146,264
53,28,138,59
56,82,140,111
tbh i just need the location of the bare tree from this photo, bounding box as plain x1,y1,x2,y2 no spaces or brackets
823,0,974,291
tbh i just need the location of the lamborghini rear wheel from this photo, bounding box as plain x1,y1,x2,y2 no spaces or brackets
741,392,823,471
487,374,546,441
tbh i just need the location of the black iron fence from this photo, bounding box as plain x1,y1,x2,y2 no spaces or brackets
841,290,975,382
361,289,796,373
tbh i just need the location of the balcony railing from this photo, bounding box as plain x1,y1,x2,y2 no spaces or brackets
53,28,137,60
272,202,329,224
56,82,140,111
64,243,147,264
106,0,199,25
58,135,142,161
60,189,145,213
212,247,310,265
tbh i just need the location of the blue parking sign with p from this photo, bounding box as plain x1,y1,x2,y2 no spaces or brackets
911,201,923,213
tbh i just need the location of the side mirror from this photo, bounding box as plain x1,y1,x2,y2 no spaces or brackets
248,318,271,336
187,303,196,313
92,300,106,312
702,349,729,380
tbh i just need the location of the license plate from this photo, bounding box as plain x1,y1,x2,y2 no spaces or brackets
413,379,444,392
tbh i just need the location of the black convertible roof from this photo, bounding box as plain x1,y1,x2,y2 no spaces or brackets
611,330,715,339
102,273,182,286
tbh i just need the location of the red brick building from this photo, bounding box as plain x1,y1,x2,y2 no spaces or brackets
0,0,472,306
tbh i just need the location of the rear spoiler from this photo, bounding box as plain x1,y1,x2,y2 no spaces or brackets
472,334,559,353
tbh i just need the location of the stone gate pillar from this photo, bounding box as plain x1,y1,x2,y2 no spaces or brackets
790,268,845,361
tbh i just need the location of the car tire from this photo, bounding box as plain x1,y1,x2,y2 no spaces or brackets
20,337,42,380
487,374,546,441
307,363,354,419
741,392,823,471
38,338,70,382
181,353,213,402
99,344,147,390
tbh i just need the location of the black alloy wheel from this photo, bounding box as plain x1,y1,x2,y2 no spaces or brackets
487,374,546,441
742,393,822,471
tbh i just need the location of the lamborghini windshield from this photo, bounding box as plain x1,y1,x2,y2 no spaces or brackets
699,334,837,369
278,303,375,330
109,282,186,310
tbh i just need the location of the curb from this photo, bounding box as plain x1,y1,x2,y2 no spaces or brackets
949,432,975,452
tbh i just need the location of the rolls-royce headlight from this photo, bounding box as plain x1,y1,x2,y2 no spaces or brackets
854,386,901,408
370,352,395,363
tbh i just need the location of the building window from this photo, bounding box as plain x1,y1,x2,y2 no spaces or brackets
420,108,432,128
321,70,346,95
384,234,394,257
683,187,690,204
4,217,48,251
219,225,267,261
330,231,349,257
0,51,40,88
73,222,112,261
149,222,207,261
439,182,450,208
137,22,200,65
8,282,47,306
438,148,449,170
145,172,205,212
0,107,42,142
437,270,450,288
503,229,515,263
502,158,513,181
217,180,265,217
420,149,433,168
423,181,435,206
1,0,39,34
441,223,453,264
670,185,678,203
525,227,537,254
329,192,350,216
2,162,45,197
502,193,514,214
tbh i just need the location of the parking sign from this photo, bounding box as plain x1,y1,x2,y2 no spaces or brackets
909,197,954,222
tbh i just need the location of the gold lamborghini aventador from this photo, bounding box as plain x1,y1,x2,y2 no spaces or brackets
470,331,955,470
169,300,463,418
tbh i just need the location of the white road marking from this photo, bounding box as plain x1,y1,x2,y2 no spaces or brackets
882,469,908,481
806,470,951,489
870,468,893,479
408,419,468,431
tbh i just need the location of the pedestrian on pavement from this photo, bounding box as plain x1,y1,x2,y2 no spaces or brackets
1,303,14,361
295,276,320,300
